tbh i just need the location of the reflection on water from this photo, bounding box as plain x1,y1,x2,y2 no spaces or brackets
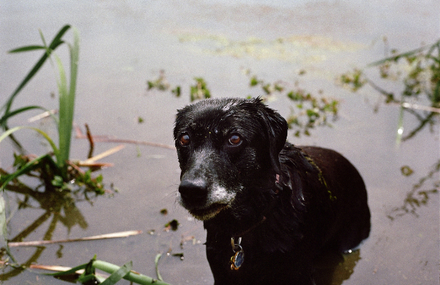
388,160,440,220
314,250,361,285
0,174,91,281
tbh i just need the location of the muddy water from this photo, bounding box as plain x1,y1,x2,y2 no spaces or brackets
1,0,438,284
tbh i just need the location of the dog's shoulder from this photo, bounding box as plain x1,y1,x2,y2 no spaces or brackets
278,143,332,210
279,143,318,173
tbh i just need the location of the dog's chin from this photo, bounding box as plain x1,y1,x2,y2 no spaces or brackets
189,203,229,221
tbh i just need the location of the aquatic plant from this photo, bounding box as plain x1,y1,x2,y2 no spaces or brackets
246,72,339,137
339,38,440,143
147,75,210,102
0,25,107,193
0,26,107,281
147,70,339,137
0,25,71,142
48,256,171,285
190,77,211,101
387,162,439,220
339,38,440,219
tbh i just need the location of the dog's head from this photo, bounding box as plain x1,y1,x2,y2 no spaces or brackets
173,98,287,220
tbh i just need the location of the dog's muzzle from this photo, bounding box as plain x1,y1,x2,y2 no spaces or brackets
178,178,235,220
178,179,208,209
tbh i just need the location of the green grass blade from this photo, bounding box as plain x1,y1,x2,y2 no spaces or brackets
92,260,171,285
1,25,71,128
0,106,51,126
368,39,440,67
55,54,69,170
46,262,88,277
0,154,52,191
100,261,133,285
8,45,46,53
38,28,49,49
0,126,59,158
54,54,68,100
155,253,163,281
57,28,79,172
68,28,80,104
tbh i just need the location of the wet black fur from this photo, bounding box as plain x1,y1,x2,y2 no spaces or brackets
174,98,370,285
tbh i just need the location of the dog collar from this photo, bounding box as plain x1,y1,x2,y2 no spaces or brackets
229,174,281,270
230,216,268,271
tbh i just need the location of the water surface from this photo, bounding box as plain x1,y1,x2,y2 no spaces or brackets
0,1,438,284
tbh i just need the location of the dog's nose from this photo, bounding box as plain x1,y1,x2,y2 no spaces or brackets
179,179,208,207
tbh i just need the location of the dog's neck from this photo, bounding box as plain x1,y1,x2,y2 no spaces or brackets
204,170,303,258
226,174,283,271
231,173,282,238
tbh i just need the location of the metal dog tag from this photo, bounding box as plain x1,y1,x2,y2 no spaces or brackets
231,249,244,270
230,237,244,270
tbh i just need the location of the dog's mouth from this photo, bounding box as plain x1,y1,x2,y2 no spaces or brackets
189,203,229,221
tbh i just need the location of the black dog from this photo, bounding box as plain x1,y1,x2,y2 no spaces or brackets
173,98,370,284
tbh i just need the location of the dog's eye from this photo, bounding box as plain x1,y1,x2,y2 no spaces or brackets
228,134,242,146
179,134,190,146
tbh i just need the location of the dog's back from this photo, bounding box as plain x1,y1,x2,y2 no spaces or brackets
298,146,370,252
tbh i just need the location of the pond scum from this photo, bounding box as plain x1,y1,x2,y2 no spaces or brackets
0,25,438,284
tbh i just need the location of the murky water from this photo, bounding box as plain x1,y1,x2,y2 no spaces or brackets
1,0,438,284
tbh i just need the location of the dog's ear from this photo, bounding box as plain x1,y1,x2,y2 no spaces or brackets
255,98,288,173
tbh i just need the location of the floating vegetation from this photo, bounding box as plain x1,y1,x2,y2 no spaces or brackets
246,71,339,137
338,38,440,143
147,70,170,91
190,77,211,101
164,219,180,232
388,161,440,220
147,73,210,102
179,34,363,63
147,69,339,137
338,38,440,219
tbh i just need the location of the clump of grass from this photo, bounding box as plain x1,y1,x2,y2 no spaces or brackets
0,25,107,194
1,25,76,185
0,25,121,280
